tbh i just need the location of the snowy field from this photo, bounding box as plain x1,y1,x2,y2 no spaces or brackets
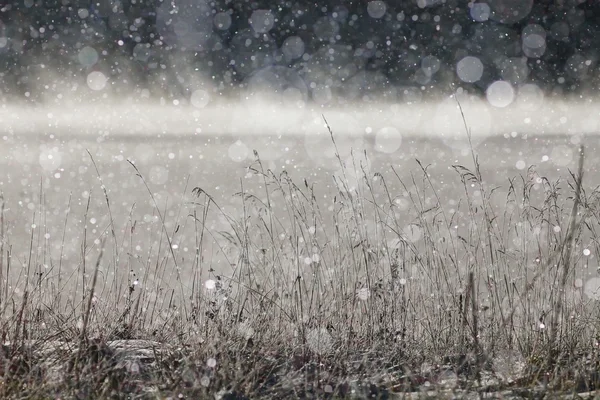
0,99,598,396
0,99,596,295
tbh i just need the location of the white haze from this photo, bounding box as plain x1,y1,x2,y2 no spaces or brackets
1,96,598,140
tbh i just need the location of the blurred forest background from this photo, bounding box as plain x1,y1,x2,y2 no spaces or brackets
0,0,599,105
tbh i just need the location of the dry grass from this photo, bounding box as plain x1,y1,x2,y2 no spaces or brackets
0,118,597,399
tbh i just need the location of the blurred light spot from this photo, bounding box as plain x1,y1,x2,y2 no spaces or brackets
228,140,249,162
78,46,98,67
249,10,275,33
332,5,349,22
133,43,152,62
282,36,305,60
421,55,440,77
456,56,483,83
470,3,490,22
486,80,515,108
375,126,402,153
585,277,600,300
516,83,544,110
522,24,546,58
213,12,232,30
205,279,216,290
190,89,210,108
149,165,169,185
39,148,62,171
367,1,387,19
87,71,107,91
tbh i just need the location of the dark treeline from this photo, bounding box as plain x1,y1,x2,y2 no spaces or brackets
0,0,599,102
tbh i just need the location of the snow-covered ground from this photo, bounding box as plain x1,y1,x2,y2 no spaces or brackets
0,99,596,301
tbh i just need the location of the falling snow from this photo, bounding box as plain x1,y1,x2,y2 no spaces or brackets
0,0,600,397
